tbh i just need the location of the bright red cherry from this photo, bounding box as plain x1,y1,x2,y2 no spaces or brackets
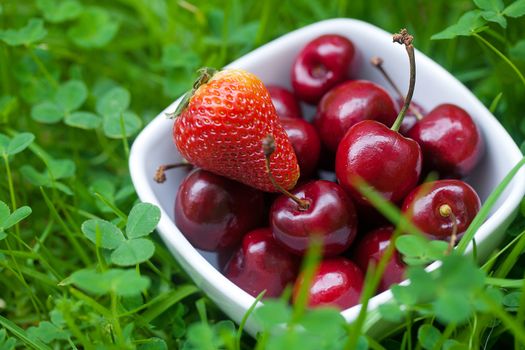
314,80,398,152
175,169,265,251
352,226,406,292
293,257,364,310
267,85,302,119
224,228,299,298
270,180,358,256
401,179,481,241
335,120,422,206
408,104,484,178
281,118,321,178
336,29,422,207
291,34,355,104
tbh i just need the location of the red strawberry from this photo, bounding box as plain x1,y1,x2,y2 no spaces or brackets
172,68,300,192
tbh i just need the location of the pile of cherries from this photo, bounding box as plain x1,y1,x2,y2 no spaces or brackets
168,30,484,310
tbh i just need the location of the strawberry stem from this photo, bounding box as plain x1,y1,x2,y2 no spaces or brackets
391,29,416,132
371,56,423,120
262,135,309,210
154,162,192,183
166,67,218,119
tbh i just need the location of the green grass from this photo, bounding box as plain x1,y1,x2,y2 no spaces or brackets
1,0,525,349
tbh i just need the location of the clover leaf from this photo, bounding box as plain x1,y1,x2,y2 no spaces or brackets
36,0,82,23
68,7,119,48
0,201,32,240
126,203,161,239
0,18,47,46
69,269,150,297
431,11,487,40
81,219,125,250
111,239,155,266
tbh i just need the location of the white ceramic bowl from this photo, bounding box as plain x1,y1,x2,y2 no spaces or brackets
129,19,525,336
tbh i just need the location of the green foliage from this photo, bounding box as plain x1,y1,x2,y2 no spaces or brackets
81,202,159,265
0,18,47,46
0,329,16,350
0,200,32,239
69,268,150,296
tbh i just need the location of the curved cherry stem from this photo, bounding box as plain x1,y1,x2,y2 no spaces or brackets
370,56,423,120
154,162,193,183
262,135,309,210
439,204,458,254
391,29,416,132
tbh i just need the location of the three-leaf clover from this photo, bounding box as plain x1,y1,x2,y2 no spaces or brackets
31,80,100,129
96,86,142,139
0,201,32,241
81,202,160,266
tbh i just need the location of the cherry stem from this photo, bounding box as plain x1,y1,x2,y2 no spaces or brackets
262,135,309,210
370,56,423,121
439,204,458,254
391,29,417,132
154,162,192,183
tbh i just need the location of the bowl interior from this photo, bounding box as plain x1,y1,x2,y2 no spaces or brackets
130,18,525,326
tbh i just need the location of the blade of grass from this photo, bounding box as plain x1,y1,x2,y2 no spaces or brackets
40,187,91,266
472,33,525,88
485,277,524,288
456,157,525,254
493,229,525,278
137,284,199,325
236,291,265,350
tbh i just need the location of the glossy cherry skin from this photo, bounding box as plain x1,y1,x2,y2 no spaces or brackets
408,104,484,178
314,80,398,152
267,85,303,119
396,98,427,135
335,120,422,206
224,228,299,298
291,34,355,104
270,180,358,256
401,179,481,241
281,118,321,178
175,169,265,251
293,257,364,309
352,226,406,292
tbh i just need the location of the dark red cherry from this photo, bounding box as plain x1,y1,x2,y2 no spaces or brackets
293,257,363,310
352,226,406,292
267,85,302,119
270,180,357,256
175,169,265,251
291,34,355,104
401,179,481,241
281,118,321,178
407,104,484,178
224,228,299,298
314,80,398,152
335,120,422,206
